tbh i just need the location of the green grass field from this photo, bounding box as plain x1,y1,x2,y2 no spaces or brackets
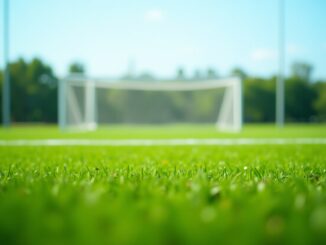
1,123,326,139
0,124,326,245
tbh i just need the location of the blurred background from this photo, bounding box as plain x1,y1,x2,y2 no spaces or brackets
0,0,326,125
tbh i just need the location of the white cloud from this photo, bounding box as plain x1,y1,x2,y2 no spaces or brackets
250,48,276,62
144,9,164,22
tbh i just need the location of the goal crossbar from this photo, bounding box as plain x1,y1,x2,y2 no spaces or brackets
64,76,239,91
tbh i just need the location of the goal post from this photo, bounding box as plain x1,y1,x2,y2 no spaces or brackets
58,75,243,132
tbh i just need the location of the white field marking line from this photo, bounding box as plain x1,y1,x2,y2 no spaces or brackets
0,138,326,146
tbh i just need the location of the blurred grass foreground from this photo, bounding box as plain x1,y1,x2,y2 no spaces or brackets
0,124,326,245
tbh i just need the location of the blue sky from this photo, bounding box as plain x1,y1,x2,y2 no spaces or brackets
1,0,326,79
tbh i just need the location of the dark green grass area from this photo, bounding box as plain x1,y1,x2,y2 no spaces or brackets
0,145,325,245
1,123,326,139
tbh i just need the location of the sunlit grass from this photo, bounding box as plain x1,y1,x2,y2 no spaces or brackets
0,144,325,245
0,123,326,139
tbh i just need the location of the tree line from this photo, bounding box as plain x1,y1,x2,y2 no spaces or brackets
0,57,325,124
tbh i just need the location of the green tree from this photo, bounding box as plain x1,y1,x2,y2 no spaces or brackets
193,69,202,80
206,68,218,79
69,62,85,74
230,67,247,80
243,77,275,122
285,77,316,122
137,72,155,81
313,81,326,121
291,62,313,82
176,67,185,80
9,58,57,122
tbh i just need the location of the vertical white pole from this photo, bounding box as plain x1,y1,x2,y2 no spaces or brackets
90,80,96,129
232,78,242,132
276,0,285,127
85,80,96,130
237,78,243,131
232,82,237,131
58,79,66,130
217,84,232,131
2,0,10,127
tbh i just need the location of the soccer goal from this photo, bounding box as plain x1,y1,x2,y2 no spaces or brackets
58,75,243,132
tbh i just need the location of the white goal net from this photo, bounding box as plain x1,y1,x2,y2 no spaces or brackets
58,76,242,132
